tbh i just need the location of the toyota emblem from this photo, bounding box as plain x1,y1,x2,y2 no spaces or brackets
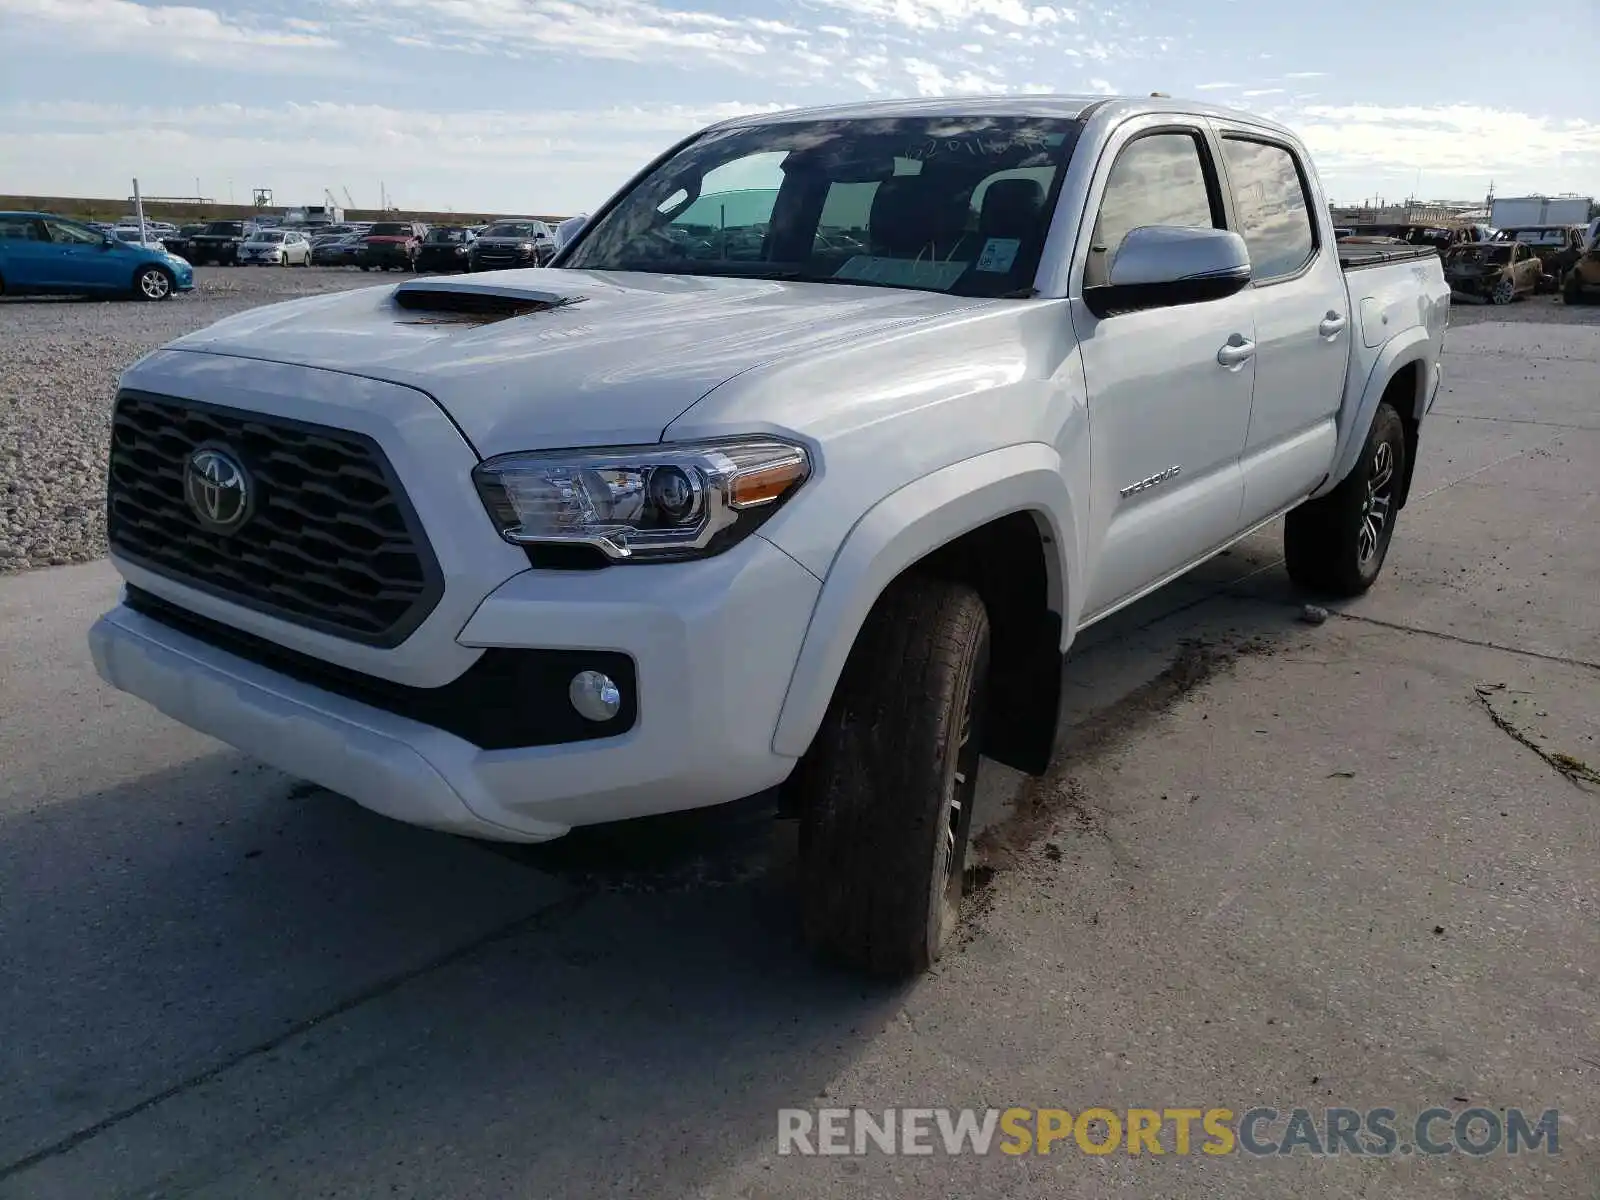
183,445,253,534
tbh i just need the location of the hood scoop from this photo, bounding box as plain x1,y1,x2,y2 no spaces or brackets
392,280,586,326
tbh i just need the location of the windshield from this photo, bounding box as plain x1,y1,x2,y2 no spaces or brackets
564,115,1083,296
368,223,408,236
426,228,469,243
483,222,543,238
204,222,243,236
248,231,285,243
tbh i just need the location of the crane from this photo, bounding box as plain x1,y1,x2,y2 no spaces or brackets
343,185,356,210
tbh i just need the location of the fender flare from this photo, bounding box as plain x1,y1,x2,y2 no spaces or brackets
770,442,1079,759
1312,327,1431,499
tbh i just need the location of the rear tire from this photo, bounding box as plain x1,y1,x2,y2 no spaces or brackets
1284,402,1406,597
796,577,990,979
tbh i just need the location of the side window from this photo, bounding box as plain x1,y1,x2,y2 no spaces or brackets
1086,132,1217,287
43,219,103,245
1219,138,1317,281
0,217,42,241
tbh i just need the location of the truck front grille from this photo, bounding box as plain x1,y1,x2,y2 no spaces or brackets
107,391,443,647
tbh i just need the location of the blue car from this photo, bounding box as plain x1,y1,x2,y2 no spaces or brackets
0,211,195,301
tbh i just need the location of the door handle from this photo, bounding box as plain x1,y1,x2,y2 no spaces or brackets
1216,335,1255,369
1318,311,1348,337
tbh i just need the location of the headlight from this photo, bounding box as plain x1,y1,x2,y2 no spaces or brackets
518,242,535,252
473,438,811,563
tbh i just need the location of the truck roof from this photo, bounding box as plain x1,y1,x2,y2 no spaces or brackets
712,94,1297,138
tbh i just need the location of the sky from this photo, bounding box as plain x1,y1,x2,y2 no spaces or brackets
1,0,1596,216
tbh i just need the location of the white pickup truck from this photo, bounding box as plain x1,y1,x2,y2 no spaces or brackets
90,96,1449,977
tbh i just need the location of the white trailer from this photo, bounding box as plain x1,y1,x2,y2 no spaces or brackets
1490,195,1592,228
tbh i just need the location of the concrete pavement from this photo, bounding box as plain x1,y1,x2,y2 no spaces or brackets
0,322,1595,1198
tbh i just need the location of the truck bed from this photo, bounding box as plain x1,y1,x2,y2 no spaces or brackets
1339,244,1440,271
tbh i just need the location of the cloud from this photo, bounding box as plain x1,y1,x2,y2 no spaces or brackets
1289,103,1600,197
325,0,783,68
0,99,786,213
810,0,1072,31
1088,78,1116,95
1282,71,1327,79
901,57,1008,95
1241,88,1284,97
0,0,339,64
1194,81,1237,91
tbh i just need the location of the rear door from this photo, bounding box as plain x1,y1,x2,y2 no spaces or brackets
0,216,59,289
1211,125,1349,527
1070,120,1257,618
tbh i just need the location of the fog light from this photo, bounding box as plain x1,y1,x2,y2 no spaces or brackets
569,670,621,722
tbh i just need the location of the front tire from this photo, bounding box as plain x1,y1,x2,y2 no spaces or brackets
1491,278,1515,305
133,265,173,301
1284,402,1406,597
796,577,990,979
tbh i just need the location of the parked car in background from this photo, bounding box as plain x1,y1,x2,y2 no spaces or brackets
468,218,554,270
553,214,589,253
238,229,313,266
415,225,476,273
1562,230,1600,305
1444,241,1540,304
112,226,169,251
87,96,1448,977
187,220,252,265
0,210,194,300
311,232,364,267
1493,225,1587,290
164,223,207,257
359,221,427,271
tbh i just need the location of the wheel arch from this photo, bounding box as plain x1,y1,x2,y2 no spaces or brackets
771,443,1079,776
1314,330,1430,504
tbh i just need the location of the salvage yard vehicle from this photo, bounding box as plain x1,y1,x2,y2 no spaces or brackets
1562,238,1600,305
87,96,1448,978
0,210,193,300
310,232,363,266
1444,241,1541,304
469,219,556,271
415,225,476,273
359,221,427,271
237,229,313,267
1494,225,1588,290
186,220,251,266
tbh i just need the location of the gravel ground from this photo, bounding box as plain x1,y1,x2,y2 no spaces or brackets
0,266,390,573
2,271,1597,574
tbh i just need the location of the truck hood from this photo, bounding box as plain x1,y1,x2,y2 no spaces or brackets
162,268,995,454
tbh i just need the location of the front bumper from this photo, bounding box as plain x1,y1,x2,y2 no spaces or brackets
471,248,540,271
90,535,820,842
416,250,469,271
360,245,413,265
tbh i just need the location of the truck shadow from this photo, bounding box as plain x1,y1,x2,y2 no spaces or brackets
1,530,1325,1194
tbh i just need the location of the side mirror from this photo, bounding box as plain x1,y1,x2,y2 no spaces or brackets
1084,225,1252,319
102,233,118,247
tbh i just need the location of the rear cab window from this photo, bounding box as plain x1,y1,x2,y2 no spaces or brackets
1217,136,1318,281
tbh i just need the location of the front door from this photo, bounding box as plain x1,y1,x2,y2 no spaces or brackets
1070,122,1257,618
41,217,115,289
